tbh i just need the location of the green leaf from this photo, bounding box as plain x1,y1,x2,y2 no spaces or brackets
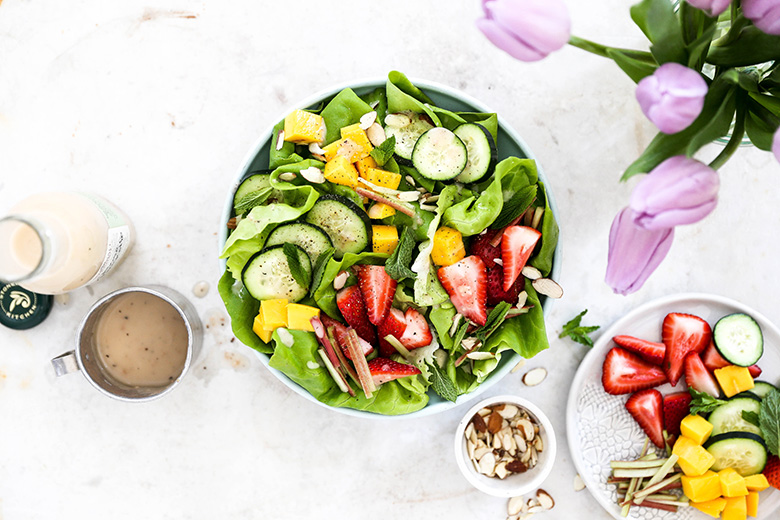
558,309,600,347
529,182,559,276
283,243,310,289
685,16,717,71
369,135,396,166
630,0,687,65
606,48,658,83
217,270,270,354
490,185,537,230
749,92,780,118
361,87,387,124
385,226,416,281
759,388,780,456
707,26,780,68
427,362,458,402
742,410,761,428
688,388,728,416
310,247,336,295
233,187,273,215
745,105,778,152
452,319,470,352
474,301,513,343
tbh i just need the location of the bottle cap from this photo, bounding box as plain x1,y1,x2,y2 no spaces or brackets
0,283,53,330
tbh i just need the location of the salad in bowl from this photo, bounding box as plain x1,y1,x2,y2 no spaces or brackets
218,71,560,416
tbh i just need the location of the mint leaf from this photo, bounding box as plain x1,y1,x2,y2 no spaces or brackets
283,243,310,289
369,135,396,166
742,410,761,428
474,301,512,343
689,388,728,416
759,388,780,456
234,187,273,215
451,319,469,352
310,247,335,295
490,185,537,229
428,361,458,402
385,226,416,281
558,309,600,347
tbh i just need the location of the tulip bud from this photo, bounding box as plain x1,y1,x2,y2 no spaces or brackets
476,0,571,62
686,0,732,16
605,207,674,295
742,0,780,35
636,63,708,134
629,156,720,230
774,126,780,164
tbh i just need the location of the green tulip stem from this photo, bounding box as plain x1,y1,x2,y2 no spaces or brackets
568,36,613,58
712,14,749,47
709,98,746,170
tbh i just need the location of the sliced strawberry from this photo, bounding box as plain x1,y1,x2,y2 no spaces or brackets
701,340,730,372
749,364,762,378
355,265,397,326
684,353,720,397
612,335,666,366
501,225,541,291
336,285,377,345
662,313,712,387
626,389,665,449
399,308,433,349
764,456,780,490
602,347,668,395
471,229,502,264
663,392,692,436
485,265,522,306
377,308,407,357
438,256,487,326
367,357,421,386
321,314,373,360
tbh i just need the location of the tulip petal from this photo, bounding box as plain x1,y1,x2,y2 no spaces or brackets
487,0,571,55
476,18,546,61
773,126,780,164
743,0,780,35
605,207,674,295
686,0,732,16
636,63,708,134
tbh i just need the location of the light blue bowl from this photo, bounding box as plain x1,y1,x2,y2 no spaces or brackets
219,77,562,419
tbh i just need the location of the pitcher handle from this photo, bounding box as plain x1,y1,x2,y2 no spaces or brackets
51,351,79,377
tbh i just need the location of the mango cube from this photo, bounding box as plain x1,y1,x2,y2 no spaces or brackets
674,436,716,476
683,471,722,503
340,124,373,158
252,313,273,343
746,491,759,517
691,497,727,518
722,495,747,520
355,156,377,176
681,414,714,445
368,203,396,219
361,167,401,190
323,155,359,188
322,138,367,163
714,366,754,398
431,226,466,267
286,303,320,332
260,298,288,331
720,468,749,497
372,225,398,254
744,474,770,492
284,109,325,144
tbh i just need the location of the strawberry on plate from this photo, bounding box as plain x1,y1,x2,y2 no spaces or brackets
377,308,407,357
336,285,377,345
765,456,780,490
684,352,720,397
355,265,397,326
399,308,432,349
626,389,666,449
662,313,712,387
749,364,762,378
501,225,541,291
663,391,692,436
471,229,502,265
602,347,668,395
485,265,522,306
321,314,373,360
367,358,421,386
612,335,665,365
438,256,487,326
701,340,762,378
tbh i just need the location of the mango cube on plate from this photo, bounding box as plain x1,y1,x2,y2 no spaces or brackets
682,470,722,503
252,313,273,343
372,225,398,254
354,156,377,176
744,473,770,492
284,109,325,145
261,298,288,331
323,155,359,188
431,226,466,267
691,497,727,518
681,414,713,445
361,167,401,190
714,366,754,398
368,203,395,219
286,303,320,332
746,491,759,517
719,468,749,497
340,124,373,158
722,495,747,520
673,436,716,476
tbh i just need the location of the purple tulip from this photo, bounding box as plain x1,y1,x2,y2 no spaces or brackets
636,63,709,134
630,156,720,230
743,0,780,35
686,0,731,16
774,126,780,163
605,207,675,295
477,0,571,62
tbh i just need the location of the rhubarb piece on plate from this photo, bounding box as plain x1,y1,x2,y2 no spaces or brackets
662,312,712,387
625,389,665,449
602,347,667,395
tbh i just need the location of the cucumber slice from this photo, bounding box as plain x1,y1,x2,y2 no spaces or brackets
713,313,764,366
305,194,371,259
233,171,282,215
411,127,467,181
453,123,497,183
751,381,778,399
265,222,333,264
708,397,763,438
384,111,434,160
704,432,768,476
242,244,311,303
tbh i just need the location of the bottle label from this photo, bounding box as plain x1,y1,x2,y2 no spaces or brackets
78,193,133,286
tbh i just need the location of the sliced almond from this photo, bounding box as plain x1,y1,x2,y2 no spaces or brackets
487,412,503,434
522,367,547,387
333,271,349,290
508,496,524,516
514,434,527,453
493,258,503,266
466,351,495,360
517,418,535,442
308,142,326,155
516,290,528,309
478,407,492,417
498,404,518,419
275,129,285,150
473,446,491,461
276,328,294,347
573,474,586,492
464,422,475,440
478,451,496,475
527,505,544,514
278,172,296,182
521,266,542,280
472,413,488,432
531,207,544,229
467,439,476,460
532,278,563,299
511,359,526,374
359,111,377,130
533,435,544,452
529,447,538,468
536,490,554,510
300,166,325,184
495,461,508,479
507,460,527,473
306,360,320,370
366,122,386,146
492,433,502,450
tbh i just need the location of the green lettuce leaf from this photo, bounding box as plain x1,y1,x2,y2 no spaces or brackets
411,186,457,305
217,270,270,354
484,281,550,359
320,88,374,145
269,120,304,170
386,71,441,126
530,181,559,276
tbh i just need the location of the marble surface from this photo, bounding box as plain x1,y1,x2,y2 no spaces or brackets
1,1,779,519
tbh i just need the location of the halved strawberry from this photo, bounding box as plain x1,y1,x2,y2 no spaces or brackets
602,347,668,395
626,389,665,449
336,285,377,345
471,229,502,264
377,308,407,357
501,226,541,291
486,265,522,306
684,353,720,397
355,265,397,326
749,364,762,378
367,358,421,386
701,340,730,372
438,256,487,326
613,335,666,366
399,308,433,349
662,313,712,387
321,314,373,360
663,392,692,436
764,456,780,490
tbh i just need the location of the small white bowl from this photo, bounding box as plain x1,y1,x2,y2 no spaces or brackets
454,394,557,498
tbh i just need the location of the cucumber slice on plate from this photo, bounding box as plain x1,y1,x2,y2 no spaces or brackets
453,123,497,183
713,313,764,366
242,244,311,303
305,194,371,259
384,111,435,161
265,222,333,264
412,127,467,181
751,381,778,399
708,397,763,438
233,171,282,216
704,432,768,476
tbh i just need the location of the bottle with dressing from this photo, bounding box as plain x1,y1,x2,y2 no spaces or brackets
0,192,134,294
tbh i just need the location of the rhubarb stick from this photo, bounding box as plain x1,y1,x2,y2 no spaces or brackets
346,329,376,398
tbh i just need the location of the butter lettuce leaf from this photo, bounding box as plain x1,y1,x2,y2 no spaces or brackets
411,186,457,305
218,270,270,354
320,88,373,145
269,119,304,170
530,181,559,276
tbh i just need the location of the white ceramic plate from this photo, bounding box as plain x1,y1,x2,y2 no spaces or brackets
566,293,780,520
